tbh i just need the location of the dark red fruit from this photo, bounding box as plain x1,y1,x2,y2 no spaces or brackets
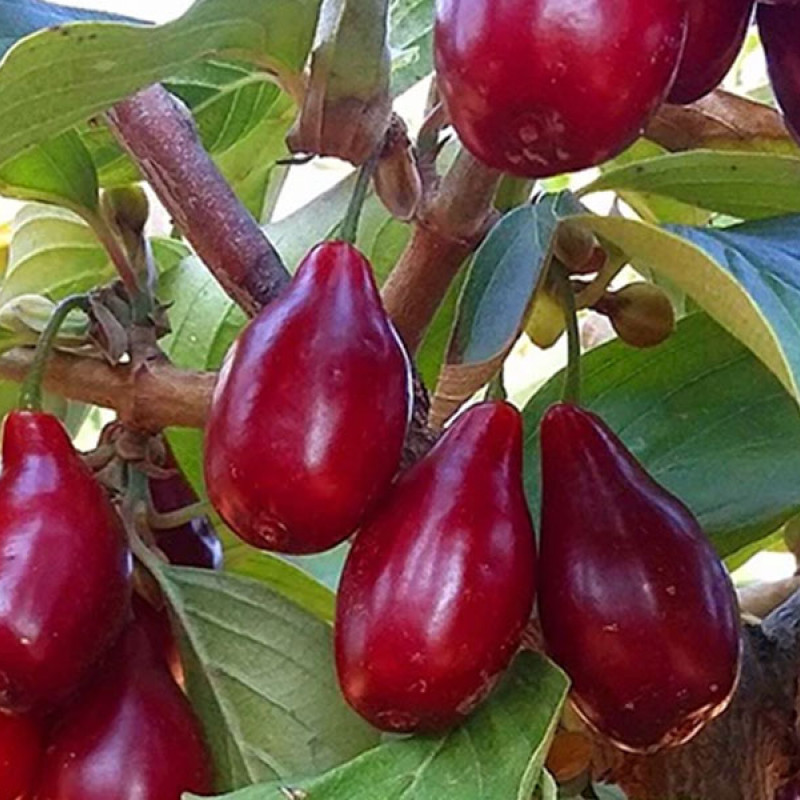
668,0,754,104
777,779,800,800
131,595,183,687
205,241,411,555
35,623,213,800
335,401,536,732
758,3,800,142
150,448,222,570
0,411,130,712
0,711,41,800
434,0,688,178
538,404,741,753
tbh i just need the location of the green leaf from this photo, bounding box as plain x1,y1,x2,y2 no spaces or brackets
572,212,800,404
0,0,134,59
390,0,434,96
152,564,379,790
0,130,98,212
584,150,800,220
521,314,800,559
222,542,336,624
432,194,584,422
0,0,322,168
187,651,568,800
0,203,188,306
597,139,710,226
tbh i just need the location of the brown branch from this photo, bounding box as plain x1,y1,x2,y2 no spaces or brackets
381,149,501,353
0,347,215,431
106,85,290,315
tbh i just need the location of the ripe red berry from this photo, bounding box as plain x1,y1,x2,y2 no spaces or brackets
538,404,741,753
434,0,688,178
131,594,183,687
0,711,41,800
35,623,213,800
758,3,800,142
150,447,222,570
335,401,536,733
777,779,800,800
0,411,131,712
668,0,754,104
205,241,412,555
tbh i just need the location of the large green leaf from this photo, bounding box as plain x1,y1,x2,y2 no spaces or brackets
221,542,337,624
151,564,379,791
0,203,188,305
431,195,584,422
187,651,568,800
0,129,98,213
389,0,434,96
584,150,800,220
0,0,322,168
522,313,800,559
575,213,800,403
0,0,134,58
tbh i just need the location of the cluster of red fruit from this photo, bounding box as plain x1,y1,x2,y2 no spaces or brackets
0,413,218,800
205,241,741,751
433,0,800,178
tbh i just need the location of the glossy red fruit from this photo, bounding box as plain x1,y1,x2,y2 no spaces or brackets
0,411,130,712
205,241,411,555
538,404,741,753
434,0,688,178
668,0,754,104
131,595,183,688
777,780,800,800
335,401,536,732
758,3,800,142
0,711,41,800
35,623,213,800
150,448,222,570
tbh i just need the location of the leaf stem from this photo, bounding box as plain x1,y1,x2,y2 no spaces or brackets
339,151,380,245
554,264,581,406
18,294,89,411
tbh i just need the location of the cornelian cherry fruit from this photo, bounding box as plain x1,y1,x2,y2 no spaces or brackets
434,0,688,178
0,711,41,800
35,623,213,800
758,3,800,142
335,401,536,733
668,0,754,104
150,447,222,570
205,241,411,555
0,411,130,712
538,404,741,753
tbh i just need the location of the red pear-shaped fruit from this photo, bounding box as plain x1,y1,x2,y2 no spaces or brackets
35,623,213,800
538,404,741,753
335,401,536,732
668,0,754,104
434,0,688,178
758,3,800,143
205,241,411,555
0,711,41,800
150,447,222,570
0,411,130,712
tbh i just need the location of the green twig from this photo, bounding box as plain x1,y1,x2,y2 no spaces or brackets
339,151,381,245
18,294,90,411
553,264,581,406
